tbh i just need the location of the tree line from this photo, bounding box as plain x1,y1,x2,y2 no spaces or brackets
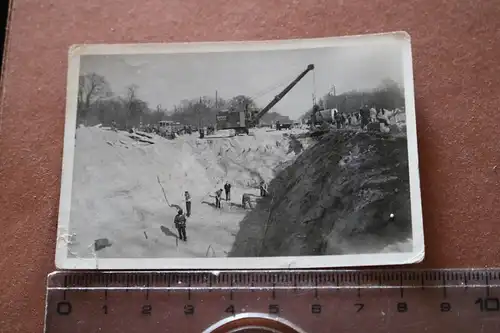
77,72,291,129
301,78,406,121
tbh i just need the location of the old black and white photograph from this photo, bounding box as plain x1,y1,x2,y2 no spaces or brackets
56,32,424,269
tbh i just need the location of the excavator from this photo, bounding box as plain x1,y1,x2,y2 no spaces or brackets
215,64,315,135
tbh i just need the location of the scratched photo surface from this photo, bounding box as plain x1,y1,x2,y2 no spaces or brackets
56,33,424,269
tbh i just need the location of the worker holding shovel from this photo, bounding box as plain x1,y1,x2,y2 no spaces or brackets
174,209,187,242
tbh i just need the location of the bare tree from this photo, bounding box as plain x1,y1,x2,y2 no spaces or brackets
77,73,112,125
78,73,112,109
123,84,149,128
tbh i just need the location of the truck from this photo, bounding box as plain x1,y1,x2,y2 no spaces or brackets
216,64,315,135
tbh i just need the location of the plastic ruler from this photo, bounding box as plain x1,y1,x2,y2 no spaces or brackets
44,269,500,332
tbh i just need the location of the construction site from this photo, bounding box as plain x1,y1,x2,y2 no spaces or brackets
67,63,413,260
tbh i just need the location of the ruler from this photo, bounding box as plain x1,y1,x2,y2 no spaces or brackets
44,269,500,332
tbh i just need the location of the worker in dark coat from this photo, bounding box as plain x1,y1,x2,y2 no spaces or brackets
360,105,370,130
174,209,187,241
224,182,231,201
259,181,268,197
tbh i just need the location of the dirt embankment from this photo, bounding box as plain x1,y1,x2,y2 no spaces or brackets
229,130,413,257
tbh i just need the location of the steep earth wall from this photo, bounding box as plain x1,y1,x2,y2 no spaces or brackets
229,130,413,257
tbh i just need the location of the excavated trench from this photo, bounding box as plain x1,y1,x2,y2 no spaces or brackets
228,130,413,257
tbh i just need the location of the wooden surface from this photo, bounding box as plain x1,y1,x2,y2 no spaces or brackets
1,0,499,332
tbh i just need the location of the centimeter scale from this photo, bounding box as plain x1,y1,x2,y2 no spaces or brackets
45,269,500,332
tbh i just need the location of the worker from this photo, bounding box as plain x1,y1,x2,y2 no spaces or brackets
377,108,390,127
369,106,377,123
334,110,342,129
242,193,252,209
360,105,370,130
224,181,231,201
174,209,187,242
215,189,223,209
184,191,192,217
259,181,268,197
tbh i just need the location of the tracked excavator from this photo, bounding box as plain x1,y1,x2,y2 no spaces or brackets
215,64,315,135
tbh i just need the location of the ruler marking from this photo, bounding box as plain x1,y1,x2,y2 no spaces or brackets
399,273,404,298
442,275,447,299
356,273,361,298
485,274,490,297
230,280,234,301
46,269,500,331
84,274,89,293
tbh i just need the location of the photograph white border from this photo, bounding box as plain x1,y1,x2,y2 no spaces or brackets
55,31,424,270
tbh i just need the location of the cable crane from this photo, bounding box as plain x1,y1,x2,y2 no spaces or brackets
215,64,315,135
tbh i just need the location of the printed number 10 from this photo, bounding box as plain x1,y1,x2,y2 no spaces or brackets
475,298,500,312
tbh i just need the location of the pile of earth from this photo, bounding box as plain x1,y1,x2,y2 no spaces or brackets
229,130,413,258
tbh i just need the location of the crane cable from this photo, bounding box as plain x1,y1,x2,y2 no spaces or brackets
249,72,300,101
312,67,317,106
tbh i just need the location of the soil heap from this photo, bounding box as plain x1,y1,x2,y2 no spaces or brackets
229,130,413,257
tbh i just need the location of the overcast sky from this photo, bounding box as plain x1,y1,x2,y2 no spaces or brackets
80,42,405,120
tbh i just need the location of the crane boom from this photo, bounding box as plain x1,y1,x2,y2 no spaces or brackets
251,64,315,125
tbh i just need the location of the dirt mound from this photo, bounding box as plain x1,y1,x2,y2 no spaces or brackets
188,132,298,189
229,130,413,258
68,126,308,259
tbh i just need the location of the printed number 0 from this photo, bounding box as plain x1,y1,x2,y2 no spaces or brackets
56,302,72,315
